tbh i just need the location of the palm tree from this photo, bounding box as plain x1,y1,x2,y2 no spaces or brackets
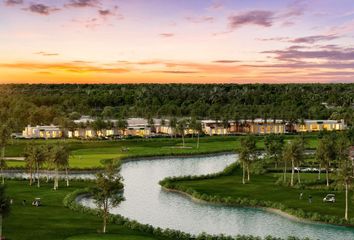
116,118,128,137
25,145,47,188
195,120,203,149
91,118,107,138
316,135,336,186
283,139,304,186
189,117,197,139
0,185,10,240
148,117,155,133
264,134,284,168
24,144,35,186
316,139,326,181
336,134,351,220
160,119,166,134
177,119,187,147
50,145,69,190
239,136,257,183
92,160,124,234
169,117,177,138
222,117,229,135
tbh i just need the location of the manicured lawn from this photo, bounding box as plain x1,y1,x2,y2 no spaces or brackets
5,134,319,169
173,169,352,219
3,180,161,240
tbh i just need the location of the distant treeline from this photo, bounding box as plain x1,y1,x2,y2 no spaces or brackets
0,84,353,131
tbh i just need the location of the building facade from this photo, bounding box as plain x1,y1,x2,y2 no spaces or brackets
22,118,347,139
294,120,346,132
22,125,63,139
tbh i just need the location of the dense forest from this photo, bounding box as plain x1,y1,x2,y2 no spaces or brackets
0,84,353,131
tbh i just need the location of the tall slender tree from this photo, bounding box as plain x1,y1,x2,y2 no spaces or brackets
177,119,187,147
264,134,284,168
92,160,124,234
195,120,203,149
24,144,34,186
50,145,69,190
116,118,128,137
24,145,47,188
336,134,351,220
169,117,177,138
283,138,304,186
239,136,257,183
91,118,107,138
223,116,230,135
316,135,336,186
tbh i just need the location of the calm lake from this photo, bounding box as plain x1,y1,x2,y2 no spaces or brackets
79,154,354,240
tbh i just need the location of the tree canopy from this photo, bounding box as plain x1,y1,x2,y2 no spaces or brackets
0,84,353,131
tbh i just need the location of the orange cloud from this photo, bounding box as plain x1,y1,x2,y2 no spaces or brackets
0,62,129,74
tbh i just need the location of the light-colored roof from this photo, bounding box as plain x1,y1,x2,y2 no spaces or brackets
202,119,284,124
301,119,343,124
28,125,61,131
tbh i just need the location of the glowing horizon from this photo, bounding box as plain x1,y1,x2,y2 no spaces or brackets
1,0,354,84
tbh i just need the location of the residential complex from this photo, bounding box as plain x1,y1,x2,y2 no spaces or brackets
21,118,347,139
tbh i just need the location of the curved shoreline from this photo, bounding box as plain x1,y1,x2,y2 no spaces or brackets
121,151,235,162
161,186,354,228
8,150,353,231
4,151,235,172
162,186,311,224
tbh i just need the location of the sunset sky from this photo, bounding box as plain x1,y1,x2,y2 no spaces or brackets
1,0,354,84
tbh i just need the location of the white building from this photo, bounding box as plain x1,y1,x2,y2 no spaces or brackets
294,119,346,132
22,125,63,139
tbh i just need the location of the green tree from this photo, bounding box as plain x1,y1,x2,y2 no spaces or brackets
264,134,284,168
91,118,107,138
169,117,177,138
24,144,35,186
283,139,304,186
316,135,336,186
24,145,47,188
50,145,69,190
239,136,257,184
189,116,197,138
195,120,203,149
116,118,128,137
102,106,115,119
148,118,155,133
336,134,351,220
160,119,166,134
177,119,187,147
222,117,229,135
91,160,124,234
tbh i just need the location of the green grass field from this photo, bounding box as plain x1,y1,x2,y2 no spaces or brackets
4,180,160,240
5,134,319,169
171,169,351,219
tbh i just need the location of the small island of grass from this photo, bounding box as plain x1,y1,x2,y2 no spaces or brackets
160,133,354,227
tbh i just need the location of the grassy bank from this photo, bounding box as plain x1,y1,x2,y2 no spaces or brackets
3,180,161,240
5,134,319,169
2,179,308,240
161,166,354,225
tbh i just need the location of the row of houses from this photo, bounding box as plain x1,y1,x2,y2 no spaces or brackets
21,117,347,139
